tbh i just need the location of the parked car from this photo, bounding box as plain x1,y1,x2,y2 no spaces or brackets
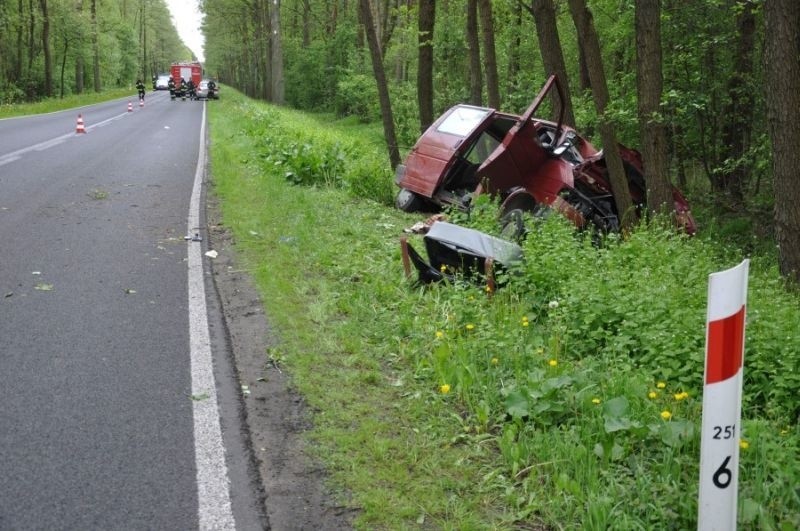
394,75,696,235
195,79,219,100
154,74,171,90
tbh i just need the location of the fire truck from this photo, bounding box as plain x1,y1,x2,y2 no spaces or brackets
170,61,202,99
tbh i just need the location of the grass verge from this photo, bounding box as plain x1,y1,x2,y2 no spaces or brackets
0,87,138,119
207,88,800,529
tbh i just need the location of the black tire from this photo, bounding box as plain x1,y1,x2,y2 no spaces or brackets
500,209,527,240
499,201,549,241
395,188,424,213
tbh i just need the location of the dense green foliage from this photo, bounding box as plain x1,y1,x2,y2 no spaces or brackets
203,0,772,201
209,87,799,529
0,0,191,103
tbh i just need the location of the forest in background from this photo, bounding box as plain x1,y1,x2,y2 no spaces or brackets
2,0,798,281
0,0,192,101
201,0,800,283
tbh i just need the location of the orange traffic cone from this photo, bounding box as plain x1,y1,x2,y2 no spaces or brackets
127,101,133,112
76,114,86,134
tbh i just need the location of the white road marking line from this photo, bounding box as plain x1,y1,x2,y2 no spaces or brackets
0,112,127,164
187,102,236,530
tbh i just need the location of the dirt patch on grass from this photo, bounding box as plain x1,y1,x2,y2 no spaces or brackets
206,196,355,530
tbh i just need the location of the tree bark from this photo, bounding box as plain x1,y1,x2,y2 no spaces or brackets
271,0,285,104
477,0,500,109
75,0,84,94
359,0,401,168
91,0,100,92
634,0,673,215
417,0,435,133
39,0,52,97
764,0,800,283
567,0,635,230
716,0,756,203
521,0,576,126
466,0,482,105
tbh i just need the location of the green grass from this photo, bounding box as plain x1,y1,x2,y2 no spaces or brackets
0,87,134,119
208,88,800,529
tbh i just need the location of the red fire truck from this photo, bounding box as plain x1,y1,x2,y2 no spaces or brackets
170,61,202,99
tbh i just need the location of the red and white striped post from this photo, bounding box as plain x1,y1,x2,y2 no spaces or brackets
698,259,749,531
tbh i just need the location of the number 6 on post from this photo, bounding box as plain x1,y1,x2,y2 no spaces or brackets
698,260,749,531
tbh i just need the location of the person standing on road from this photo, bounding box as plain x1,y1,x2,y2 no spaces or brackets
136,79,146,102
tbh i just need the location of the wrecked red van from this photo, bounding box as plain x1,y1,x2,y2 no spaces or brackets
394,75,696,235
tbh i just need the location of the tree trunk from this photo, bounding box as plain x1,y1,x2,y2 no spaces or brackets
60,34,68,98
567,0,635,230
477,0,500,109
75,0,84,94
417,0,435,133
15,0,24,80
359,0,400,168
524,0,576,126
466,0,482,105
28,0,35,73
764,0,800,283
271,0,285,104
506,2,522,96
717,0,756,204
91,0,100,92
634,0,673,216
39,0,52,97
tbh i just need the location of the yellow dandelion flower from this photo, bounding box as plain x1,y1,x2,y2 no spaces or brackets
440,264,447,272
739,440,750,450
465,323,475,331
548,359,558,367
522,320,529,327
491,357,499,366
674,392,688,401
439,384,451,394
660,410,672,421
648,391,658,399
591,398,601,405
656,382,666,389
435,330,444,339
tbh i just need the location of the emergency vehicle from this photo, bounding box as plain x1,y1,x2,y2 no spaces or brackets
170,61,202,98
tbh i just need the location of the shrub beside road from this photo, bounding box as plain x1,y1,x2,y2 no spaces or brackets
209,88,799,529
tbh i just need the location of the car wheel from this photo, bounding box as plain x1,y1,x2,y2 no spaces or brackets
500,203,549,241
396,188,424,212
500,209,527,240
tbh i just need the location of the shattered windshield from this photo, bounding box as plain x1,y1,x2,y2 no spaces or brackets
437,107,491,137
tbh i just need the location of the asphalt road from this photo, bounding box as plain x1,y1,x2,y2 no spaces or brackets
0,91,265,529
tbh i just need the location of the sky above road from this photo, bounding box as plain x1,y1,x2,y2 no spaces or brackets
166,0,205,62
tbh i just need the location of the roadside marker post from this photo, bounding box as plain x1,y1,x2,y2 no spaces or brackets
697,259,749,531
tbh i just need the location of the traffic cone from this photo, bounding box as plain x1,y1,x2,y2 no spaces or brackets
139,99,144,107
76,114,86,134
127,101,133,112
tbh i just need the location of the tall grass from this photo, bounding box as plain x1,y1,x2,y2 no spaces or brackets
208,88,800,529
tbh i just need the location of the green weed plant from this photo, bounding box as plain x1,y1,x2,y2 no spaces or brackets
208,88,800,530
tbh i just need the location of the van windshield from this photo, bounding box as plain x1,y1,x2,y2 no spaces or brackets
437,106,491,137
